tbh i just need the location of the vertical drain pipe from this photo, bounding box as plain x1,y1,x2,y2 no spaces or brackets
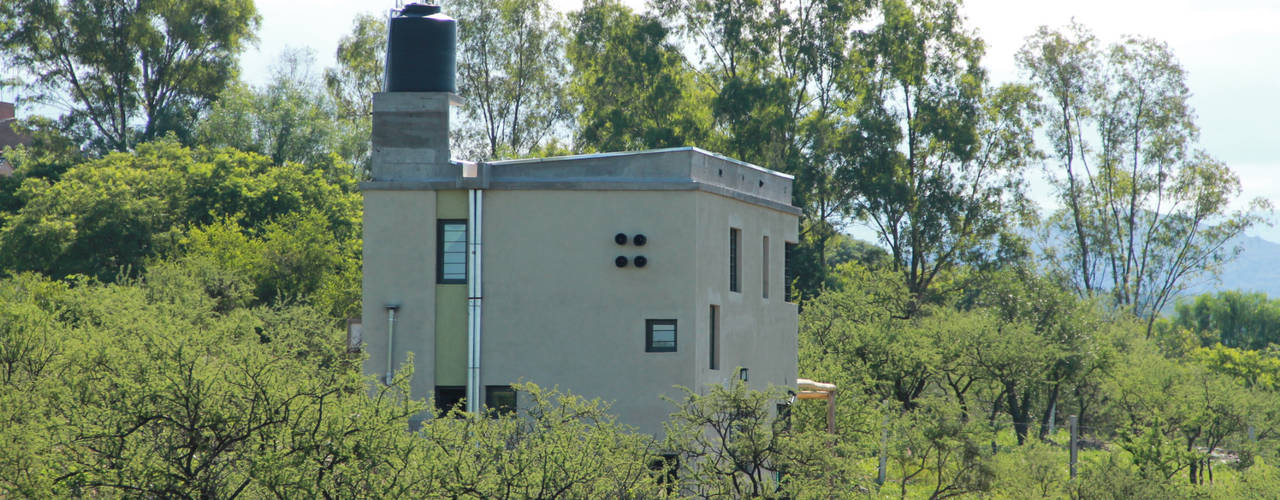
465,188,484,413
384,305,399,384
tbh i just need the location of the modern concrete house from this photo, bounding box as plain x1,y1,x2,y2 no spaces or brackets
359,4,800,435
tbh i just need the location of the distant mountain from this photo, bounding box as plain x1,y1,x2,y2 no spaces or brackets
1018,229,1280,312
1179,235,1280,302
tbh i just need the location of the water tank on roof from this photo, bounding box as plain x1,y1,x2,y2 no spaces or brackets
386,3,456,93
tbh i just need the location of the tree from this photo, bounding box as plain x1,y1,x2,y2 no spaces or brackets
450,0,570,159
0,0,259,152
1020,26,1269,334
653,0,876,296
0,140,359,285
324,13,386,173
198,49,347,167
1167,291,1280,350
854,0,1038,312
325,14,385,122
566,0,709,152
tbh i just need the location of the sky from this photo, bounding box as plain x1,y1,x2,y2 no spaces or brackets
154,0,1280,241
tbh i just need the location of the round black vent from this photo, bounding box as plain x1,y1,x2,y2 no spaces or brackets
614,233,628,245
633,234,647,246
634,256,648,268
615,256,628,267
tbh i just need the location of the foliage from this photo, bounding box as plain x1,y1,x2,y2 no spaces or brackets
663,380,871,498
0,0,260,152
450,0,570,159
1165,290,1280,350
0,140,359,301
566,0,710,152
198,49,361,168
856,0,1039,311
1021,25,1270,334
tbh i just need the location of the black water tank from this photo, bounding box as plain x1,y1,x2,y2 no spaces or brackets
386,4,456,92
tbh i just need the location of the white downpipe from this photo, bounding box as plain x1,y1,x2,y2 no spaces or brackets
384,305,399,384
465,189,484,413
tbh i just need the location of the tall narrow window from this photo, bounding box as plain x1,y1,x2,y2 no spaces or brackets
646,319,677,352
729,228,741,292
709,305,720,370
437,220,467,284
762,236,770,299
784,242,797,302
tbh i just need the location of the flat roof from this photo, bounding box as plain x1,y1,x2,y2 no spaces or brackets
363,147,800,215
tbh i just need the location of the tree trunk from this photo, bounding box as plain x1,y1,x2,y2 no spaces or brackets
1038,384,1060,441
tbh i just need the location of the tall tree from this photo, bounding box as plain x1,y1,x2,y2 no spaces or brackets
198,49,345,167
449,0,570,159
854,0,1038,311
566,0,709,152
1020,27,1269,334
0,0,259,152
323,13,385,173
654,0,873,296
1168,291,1280,350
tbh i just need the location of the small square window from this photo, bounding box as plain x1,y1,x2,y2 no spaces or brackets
646,319,677,352
485,385,516,417
435,386,465,415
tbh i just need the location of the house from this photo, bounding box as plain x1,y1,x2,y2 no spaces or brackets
0,101,32,176
359,4,800,435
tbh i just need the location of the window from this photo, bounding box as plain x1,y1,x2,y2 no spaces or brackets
649,453,680,494
435,386,465,415
709,306,720,370
729,228,741,292
785,242,797,302
762,236,770,299
485,385,516,416
646,319,677,352
437,220,467,283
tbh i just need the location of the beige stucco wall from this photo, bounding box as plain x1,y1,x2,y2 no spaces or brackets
434,190,469,386
692,192,800,398
480,189,700,435
362,151,800,435
477,189,797,435
362,190,438,396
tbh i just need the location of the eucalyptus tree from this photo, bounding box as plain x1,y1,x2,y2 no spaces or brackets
448,0,570,159
854,0,1039,311
0,0,259,152
1020,26,1269,334
198,49,346,167
567,0,710,152
652,0,875,295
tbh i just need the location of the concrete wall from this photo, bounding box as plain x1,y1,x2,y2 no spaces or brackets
362,190,438,396
692,192,799,399
434,190,468,386
362,148,800,435
481,189,700,436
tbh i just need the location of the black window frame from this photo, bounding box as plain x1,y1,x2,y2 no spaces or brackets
484,385,516,417
437,219,468,284
762,235,770,299
709,305,720,370
434,385,466,415
729,227,741,293
646,319,678,353
784,242,797,302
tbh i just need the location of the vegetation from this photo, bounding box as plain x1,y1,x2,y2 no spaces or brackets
2,0,1277,497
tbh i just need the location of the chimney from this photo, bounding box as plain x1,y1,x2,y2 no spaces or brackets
0,102,13,121
371,3,459,181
